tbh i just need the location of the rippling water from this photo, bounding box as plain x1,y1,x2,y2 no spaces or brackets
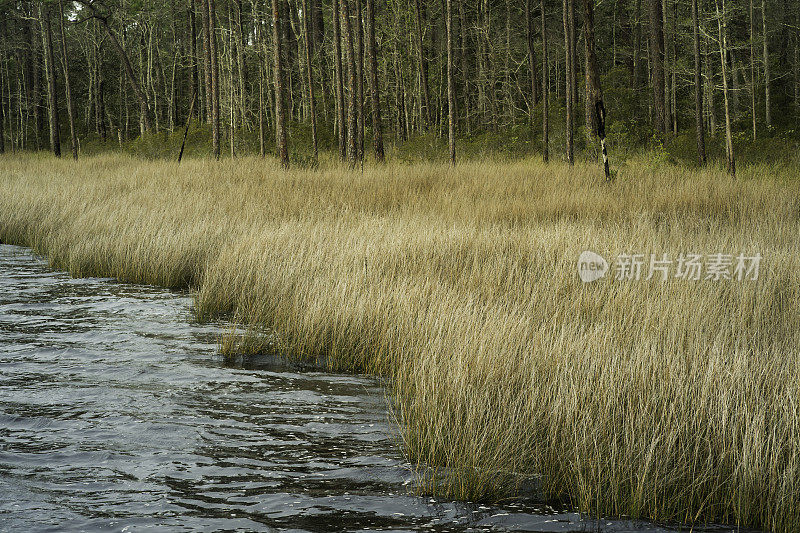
0,244,750,532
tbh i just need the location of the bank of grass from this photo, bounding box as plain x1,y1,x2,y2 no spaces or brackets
0,152,798,531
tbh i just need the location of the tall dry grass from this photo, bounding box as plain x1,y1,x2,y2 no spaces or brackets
1,152,798,531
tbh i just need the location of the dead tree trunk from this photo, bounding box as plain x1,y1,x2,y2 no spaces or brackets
366,0,384,163
272,0,289,168
583,0,609,178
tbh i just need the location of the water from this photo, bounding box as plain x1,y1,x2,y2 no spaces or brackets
0,244,750,532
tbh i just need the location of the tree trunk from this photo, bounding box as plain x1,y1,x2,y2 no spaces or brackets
525,0,538,122
414,0,431,129
366,0,384,163
190,0,200,120
715,0,735,176
583,0,609,178
692,0,706,165
341,0,358,167
355,0,364,161
563,0,574,164
333,0,346,160
303,0,318,163
541,0,549,163
40,2,61,157
207,0,220,159
446,0,456,165
762,0,770,128
750,0,756,140
649,0,666,135
272,0,289,168
200,0,213,123
58,0,77,159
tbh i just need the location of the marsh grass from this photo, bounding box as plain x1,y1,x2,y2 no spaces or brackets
1,152,798,531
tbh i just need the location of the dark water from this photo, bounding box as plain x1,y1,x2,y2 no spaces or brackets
0,244,749,532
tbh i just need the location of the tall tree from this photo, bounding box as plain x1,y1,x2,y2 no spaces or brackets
692,0,706,165
762,0,771,128
563,0,574,164
715,0,735,176
541,0,549,163
341,0,358,167
446,0,455,165
272,0,289,168
750,0,756,140
355,0,364,161
583,0,609,179
525,0,538,121
302,0,318,163
58,0,78,159
414,0,431,129
40,1,61,157
649,0,666,135
207,0,220,159
333,0,346,160
365,0,384,162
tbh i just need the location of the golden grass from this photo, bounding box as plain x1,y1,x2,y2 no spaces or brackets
1,152,799,531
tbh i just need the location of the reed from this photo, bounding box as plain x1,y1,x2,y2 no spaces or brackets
1,152,798,531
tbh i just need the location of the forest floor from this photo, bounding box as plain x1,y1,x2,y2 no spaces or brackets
1,152,798,531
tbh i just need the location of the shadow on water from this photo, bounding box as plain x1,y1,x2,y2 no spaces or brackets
0,245,759,532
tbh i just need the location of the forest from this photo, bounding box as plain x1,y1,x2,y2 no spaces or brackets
0,0,798,169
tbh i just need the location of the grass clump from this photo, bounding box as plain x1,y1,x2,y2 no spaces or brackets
0,152,798,531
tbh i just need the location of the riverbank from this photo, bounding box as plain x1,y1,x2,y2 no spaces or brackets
1,153,798,531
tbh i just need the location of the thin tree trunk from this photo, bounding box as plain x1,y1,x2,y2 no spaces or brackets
761,0,770,128
649,0,666,135
272,0,289,168
414,0,431,129
692,0,706,165
190,0,200,120
200,0,213,122
76,1,152,133
750,0,756,140
715,0,735,176
563,0,574,164
58,0,77,159
366,0,384,163
341,0,358,167
446,0,455,165
355,0,364,161
40,2,61,157
541,0,549,163
208,0,220,159
525,0,538,122
333,0,346,160
302,0,318,163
